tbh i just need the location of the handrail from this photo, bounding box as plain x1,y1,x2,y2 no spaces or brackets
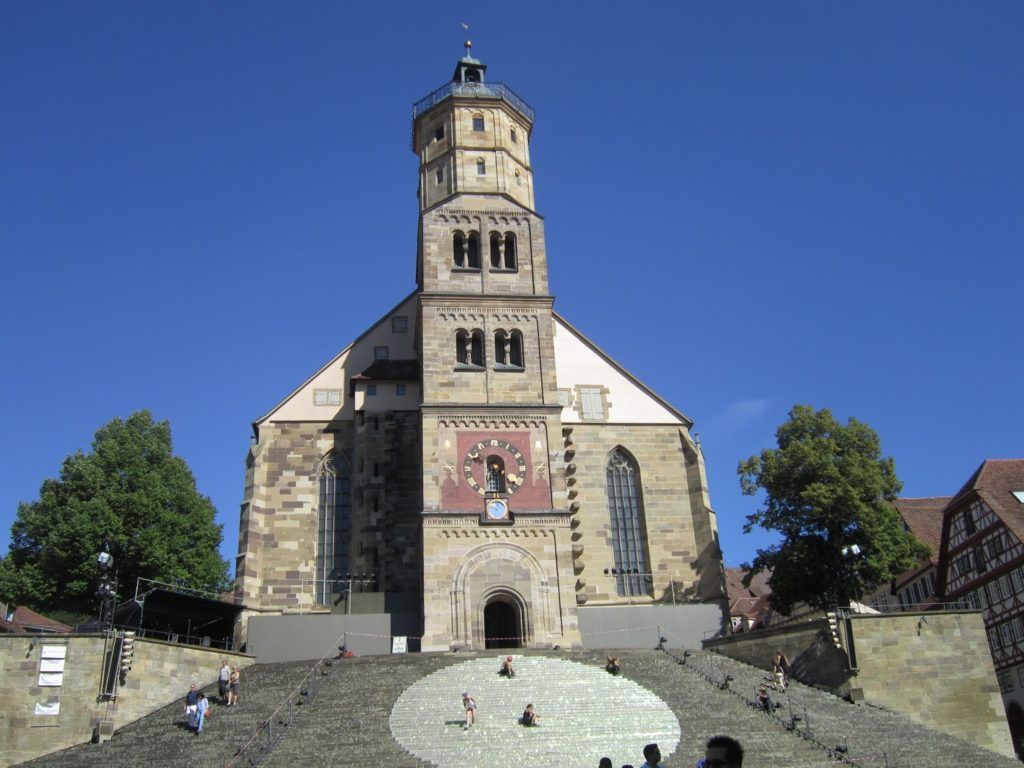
412,81,534,123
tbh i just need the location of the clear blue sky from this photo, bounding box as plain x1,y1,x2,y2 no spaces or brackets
2,2,1021,575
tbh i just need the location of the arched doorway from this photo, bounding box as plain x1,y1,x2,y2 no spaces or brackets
1007,701,1024,757
484,598,521,648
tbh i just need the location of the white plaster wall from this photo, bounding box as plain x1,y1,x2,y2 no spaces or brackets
259,295,419,425
552,316,684,425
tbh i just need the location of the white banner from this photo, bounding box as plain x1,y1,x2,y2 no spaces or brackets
39,658,65,673
38,672,64,687
34,701,60,716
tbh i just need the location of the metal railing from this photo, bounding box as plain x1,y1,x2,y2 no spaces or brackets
412,80,534,122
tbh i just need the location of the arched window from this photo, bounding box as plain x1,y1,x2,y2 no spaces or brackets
494,330,508,365
509,330,524,367
606,449,650,598
476,158,486,175
453,231,465,267
494,329,524,369
485,456,506,493
456,329,484,368
316,453,350,607
467,231,481,269
504,232,517,270
489,232,502,268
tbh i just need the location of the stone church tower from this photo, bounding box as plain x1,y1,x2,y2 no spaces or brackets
235,50,723,652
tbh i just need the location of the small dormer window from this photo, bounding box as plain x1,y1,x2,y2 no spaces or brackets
472,116,485,132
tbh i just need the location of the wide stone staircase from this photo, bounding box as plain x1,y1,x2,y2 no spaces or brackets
21,649,1019,768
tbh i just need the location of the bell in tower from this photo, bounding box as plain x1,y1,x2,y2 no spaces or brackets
452,38,486,84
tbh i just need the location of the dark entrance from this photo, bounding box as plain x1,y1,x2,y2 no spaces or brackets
484,599,521,648
1007,702,1024,757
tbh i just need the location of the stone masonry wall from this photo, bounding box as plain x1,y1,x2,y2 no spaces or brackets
0,634,250,768
706,611,1015,757
849,612,1014,756
567,423,723,607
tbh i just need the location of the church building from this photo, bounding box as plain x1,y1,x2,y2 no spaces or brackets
234,49,724,652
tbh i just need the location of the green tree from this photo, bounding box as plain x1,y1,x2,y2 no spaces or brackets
0,410,229,615
738,405,927,614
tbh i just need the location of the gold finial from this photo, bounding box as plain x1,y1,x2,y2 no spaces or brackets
461,22,472,55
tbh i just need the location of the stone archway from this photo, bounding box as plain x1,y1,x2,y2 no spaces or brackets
448,543,549,649
483,593,523,648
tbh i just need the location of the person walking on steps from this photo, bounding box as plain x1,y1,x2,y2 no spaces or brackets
461,691,477,730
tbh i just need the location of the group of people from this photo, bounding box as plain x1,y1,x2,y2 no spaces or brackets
182,659,241,735
596,737,744,768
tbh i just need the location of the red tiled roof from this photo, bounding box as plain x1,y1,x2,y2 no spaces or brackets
891,496,952,555
954,459,1024,541
0,605,72,634
724,566,771,602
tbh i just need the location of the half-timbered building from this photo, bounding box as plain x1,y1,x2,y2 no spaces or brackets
935,459,1024,749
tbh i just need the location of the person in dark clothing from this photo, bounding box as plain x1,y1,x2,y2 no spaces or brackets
704,735,744,767
606,655,621,675
521,703,540,726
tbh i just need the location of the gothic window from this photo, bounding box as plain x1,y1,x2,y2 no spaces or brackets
485,456,506,493
316,453,350,607
467,231,481,269
456,329,485,368
453,231,465,267
476,159,486,176
493,329,524,369
490,232,502,268
504,232,517,270
606,448,651,598
472,115,485,131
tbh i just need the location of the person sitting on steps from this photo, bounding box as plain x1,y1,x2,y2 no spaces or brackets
605,655,621,675
521,703,540,726
499,655,515,677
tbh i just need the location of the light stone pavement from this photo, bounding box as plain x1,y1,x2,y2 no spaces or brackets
389,656,681,768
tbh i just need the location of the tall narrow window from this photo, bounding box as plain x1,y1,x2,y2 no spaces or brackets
509,330,524,367
476,159,486,176
316,454,350,607
504,232,517,270
606,449,650,597
453,231,465,267
494,330,508,365
466,231,481,269
456,329,484,367
489,232,502,268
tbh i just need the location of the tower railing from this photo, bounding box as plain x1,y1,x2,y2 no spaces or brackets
412,81,534,123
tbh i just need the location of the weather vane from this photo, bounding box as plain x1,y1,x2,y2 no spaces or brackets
461,22,472,56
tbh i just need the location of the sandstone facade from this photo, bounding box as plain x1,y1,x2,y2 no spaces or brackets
234,52,724,651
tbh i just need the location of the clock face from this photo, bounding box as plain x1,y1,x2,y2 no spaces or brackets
462,438,528,497
485,499,509,520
